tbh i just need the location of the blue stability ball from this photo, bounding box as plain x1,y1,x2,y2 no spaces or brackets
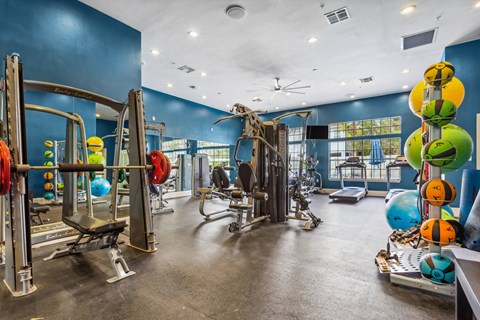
385,190,454,230
385,190,422,230
419,253,455,284
90,177,111,197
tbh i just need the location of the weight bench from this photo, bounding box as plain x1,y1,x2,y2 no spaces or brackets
30,203,50,225
44,214,135,283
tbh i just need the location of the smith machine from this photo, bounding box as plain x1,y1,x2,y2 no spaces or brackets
214,103,322,233
0,54,161,297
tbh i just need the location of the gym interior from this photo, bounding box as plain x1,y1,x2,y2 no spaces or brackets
1,1,480,319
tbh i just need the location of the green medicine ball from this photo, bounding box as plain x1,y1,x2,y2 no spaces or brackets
88,153,106,166
421,139,456,167
404,124,473,173
44,161,53,167
44,150,54,158
421,99,456,127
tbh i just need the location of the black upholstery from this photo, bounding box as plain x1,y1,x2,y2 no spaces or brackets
238,163,256,193
229,203,254,210
63,215,127,235
212,166,231,190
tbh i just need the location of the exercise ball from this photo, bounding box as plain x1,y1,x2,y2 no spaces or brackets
385,190,422,230
421,99,456,127
88,153,106,166
44,161,53,167
57,182,64,190
44,150,54,158
421,179,456,206
408,78,465,117
87,136,104,152
43,172,54,180
90,177,111,197
420,218,456,246
423,61,455,87
421,139,456,167
44,140,54,148
44,182,54,190
404,129,424,169
404,125,473,173
419,253,455,284
43,192,54,200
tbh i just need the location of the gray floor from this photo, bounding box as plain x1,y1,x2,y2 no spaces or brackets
0,195,454,320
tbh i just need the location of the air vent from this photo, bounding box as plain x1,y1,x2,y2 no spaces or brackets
402,28,438,50
178,65,195,73
325,7,350,25
359,77,373,83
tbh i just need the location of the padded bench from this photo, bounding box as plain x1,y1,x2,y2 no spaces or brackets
30,203,51,225
63,215,127,235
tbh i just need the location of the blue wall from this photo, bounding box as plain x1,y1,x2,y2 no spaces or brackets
444,39,479,202
259,92,421,192
142,87,242,145
0,0,141,196
0,0,141,101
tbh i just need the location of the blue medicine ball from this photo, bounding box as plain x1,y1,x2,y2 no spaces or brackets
385,190,455,231
90,177,111,197
419,253,455,284
43,192,55,200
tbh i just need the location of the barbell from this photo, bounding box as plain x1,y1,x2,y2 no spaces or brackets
0,141,171,195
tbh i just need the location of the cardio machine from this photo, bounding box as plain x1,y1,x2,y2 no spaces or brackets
385,155,414,203
329,157,368,202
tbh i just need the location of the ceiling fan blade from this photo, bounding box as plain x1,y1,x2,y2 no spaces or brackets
284,85,311,90
285,91,306,94
246,89,272,92
282,80,301,89
252,84,273,90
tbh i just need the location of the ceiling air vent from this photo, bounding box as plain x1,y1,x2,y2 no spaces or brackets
325,7,350,25
402,28,438,50
359,77,373,83
178,65,195,73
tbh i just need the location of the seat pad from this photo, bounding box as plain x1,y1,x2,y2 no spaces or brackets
63,215,127,234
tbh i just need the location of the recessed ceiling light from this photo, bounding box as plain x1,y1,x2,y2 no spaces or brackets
286,92,291,96
188,31,199,38
201,95,207,99
226,5,247,20
226,104,230,108
150,49,160,55
96,113,100,117
167,83,173,88
302,102,306,106
401,5,416,15
141,61,146,66
402,68,410,74
307,37,318,43
402,85,409,89
275,107,279,110
475,1,480,8
350,95,355,99
200,72,207,77
340,81,346,86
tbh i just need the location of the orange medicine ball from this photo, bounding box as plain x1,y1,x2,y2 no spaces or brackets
420,218,456,246
421,179,457,206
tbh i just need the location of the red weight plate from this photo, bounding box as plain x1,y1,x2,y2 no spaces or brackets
159,154,171,184
0,141,11,195
149,150,167,184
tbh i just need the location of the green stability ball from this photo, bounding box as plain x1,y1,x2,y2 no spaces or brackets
404,124,473,173
421,99,456,127
421,139,456,167
88,153,106,166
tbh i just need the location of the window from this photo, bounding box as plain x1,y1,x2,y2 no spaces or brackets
328,117,402,182
163,139,188,163
197,141,230,168
288,127,304,175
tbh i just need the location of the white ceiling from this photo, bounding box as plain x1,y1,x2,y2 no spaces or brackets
82,0,480,115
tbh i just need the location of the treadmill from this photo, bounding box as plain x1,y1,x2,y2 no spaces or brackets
329,157,368,202
385,155,412,203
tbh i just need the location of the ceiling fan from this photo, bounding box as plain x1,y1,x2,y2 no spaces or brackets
247,77,311,100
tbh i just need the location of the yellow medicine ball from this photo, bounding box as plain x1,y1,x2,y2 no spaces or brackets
87,136,104,152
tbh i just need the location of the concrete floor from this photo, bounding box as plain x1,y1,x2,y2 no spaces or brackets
0,195,454,320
